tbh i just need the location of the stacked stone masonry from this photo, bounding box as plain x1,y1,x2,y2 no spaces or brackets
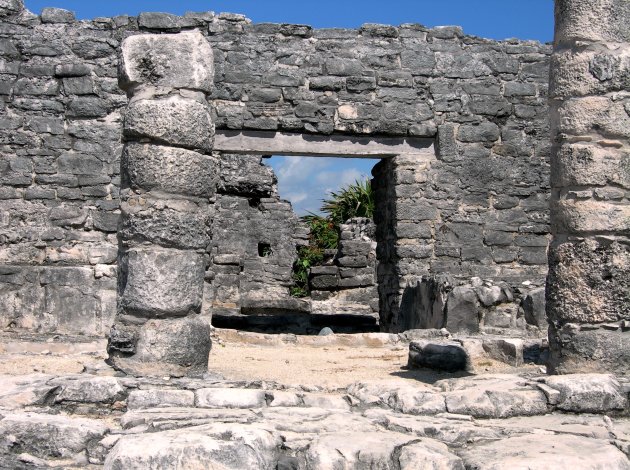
547,0,630,374
108,30,217,376
0,2,552,344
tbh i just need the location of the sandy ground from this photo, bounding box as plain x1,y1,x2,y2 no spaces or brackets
0,329,537,387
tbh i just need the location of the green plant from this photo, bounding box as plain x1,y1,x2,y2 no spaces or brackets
291,245,324,297
321,177,374,225
290,177,374,298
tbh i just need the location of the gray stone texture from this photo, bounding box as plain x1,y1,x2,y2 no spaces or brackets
120,31,215,92
548,0,630,374
123,143,218,198
0,8,551,343
119,248,205,318
124,96,214,151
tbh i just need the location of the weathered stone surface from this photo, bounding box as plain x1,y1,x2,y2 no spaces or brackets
301,431,464,470
124,96,214,151
0,0,22,17
437,375,549,419
104,424,281,469
120,31,214,92
348,381,446,415
408,340,469,372
482,338,524,367
121,198,211,250
547,240,630,325
0,412,108,458
523,287,546,328
195,388,267,409
53,376,124,404
120,248,204,318
555,0,630,43
445,287,480,333
543,374,628,413
124,143,217,197
131,316,212,374
460,434,630,470
41,7,75,23
127,389,195,409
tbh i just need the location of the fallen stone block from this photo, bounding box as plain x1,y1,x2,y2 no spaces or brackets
482,338,524,367
408,340,469,372
543,374,628,413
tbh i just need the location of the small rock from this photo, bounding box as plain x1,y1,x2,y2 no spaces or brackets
318,327,334,336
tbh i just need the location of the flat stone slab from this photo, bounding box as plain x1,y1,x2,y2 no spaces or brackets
459,434,630,470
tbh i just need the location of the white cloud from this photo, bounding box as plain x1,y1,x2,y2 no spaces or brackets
267,156,376,216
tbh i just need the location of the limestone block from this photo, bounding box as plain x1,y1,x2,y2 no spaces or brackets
40,7,75,23
460,434,630,470
124,96,214,151
53,376,125,404
124,144,217,197
445,286,480,333
550,47,630,98
522,287,546,328
104,424,280,470
195,388,266,409
0,0,22,17
555,0,630,43
544,374,628,412
457,122,500,142
552,143,630,189
120,248,205,317
548,324,630,374
554,96,630,139
120,31,214,92
0,412,108,459
121,198,211,250
133,315,212,375
551,199,630,234
303,432,462,470
482,338,524,367
547,240,630,324
127,389,196,409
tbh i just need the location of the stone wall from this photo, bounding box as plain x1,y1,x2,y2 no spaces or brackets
0,2,553,339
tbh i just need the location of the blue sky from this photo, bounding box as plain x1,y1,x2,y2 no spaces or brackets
24,0,554,215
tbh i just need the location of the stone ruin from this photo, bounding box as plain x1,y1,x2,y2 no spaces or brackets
0,0,629,467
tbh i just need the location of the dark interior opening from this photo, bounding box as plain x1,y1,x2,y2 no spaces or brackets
258,242,272,257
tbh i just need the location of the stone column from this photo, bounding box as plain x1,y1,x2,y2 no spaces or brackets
107,31,217,377
548,0,630,373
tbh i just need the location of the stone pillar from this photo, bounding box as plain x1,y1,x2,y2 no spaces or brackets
107,31,217,377
548,0,630,373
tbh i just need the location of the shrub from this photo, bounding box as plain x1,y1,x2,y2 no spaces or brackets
291,177,374,297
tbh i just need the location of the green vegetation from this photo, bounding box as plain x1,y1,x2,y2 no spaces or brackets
291,177,374,298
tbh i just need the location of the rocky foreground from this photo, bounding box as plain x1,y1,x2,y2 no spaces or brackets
1,332,630,469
